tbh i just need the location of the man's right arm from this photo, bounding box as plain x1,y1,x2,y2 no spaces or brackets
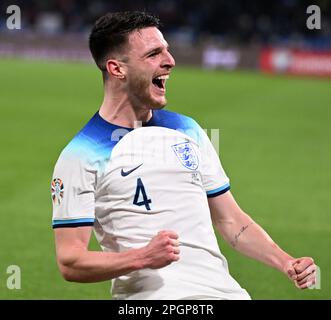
54,227,180,283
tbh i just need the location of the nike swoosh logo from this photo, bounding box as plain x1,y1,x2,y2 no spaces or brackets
121,163,143,177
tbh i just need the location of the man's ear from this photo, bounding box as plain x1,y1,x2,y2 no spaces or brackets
105,59,126,79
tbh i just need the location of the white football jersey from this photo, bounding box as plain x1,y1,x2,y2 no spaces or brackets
51,110,250,300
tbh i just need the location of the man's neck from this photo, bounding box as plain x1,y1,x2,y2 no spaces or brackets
99,93,152,128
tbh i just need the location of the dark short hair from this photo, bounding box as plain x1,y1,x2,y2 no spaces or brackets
89,11,161,72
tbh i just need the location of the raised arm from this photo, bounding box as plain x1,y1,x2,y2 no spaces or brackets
208,191,316,289
54,227,180,283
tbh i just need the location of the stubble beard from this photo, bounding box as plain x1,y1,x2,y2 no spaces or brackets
128,73,167,110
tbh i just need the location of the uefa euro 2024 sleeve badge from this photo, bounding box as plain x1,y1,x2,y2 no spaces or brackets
51,178,64,205
172,141,199,170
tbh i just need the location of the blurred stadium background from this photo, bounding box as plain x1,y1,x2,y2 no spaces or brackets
0,0,330,299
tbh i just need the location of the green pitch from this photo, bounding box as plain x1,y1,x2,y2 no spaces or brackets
0,59,330,299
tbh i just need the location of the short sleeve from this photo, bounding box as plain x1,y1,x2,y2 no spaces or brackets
51,148,96,228
198,126,230,197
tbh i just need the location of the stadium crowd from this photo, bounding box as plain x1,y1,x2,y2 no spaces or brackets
0,0,330,49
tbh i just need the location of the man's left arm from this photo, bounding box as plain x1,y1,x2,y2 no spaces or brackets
208,191,317,289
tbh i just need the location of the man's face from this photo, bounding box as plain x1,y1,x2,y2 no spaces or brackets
123,27,175,109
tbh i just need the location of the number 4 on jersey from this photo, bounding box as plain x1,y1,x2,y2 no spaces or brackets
133,178,152,211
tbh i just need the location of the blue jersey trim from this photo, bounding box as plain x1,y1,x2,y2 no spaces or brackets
64,110,202,165
206,183,230,197
52,218,95,229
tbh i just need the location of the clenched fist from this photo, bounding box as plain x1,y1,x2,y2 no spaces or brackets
284,257,317,289
141,230,180,269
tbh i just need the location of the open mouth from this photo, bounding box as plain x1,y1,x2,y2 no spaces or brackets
152,74,169,91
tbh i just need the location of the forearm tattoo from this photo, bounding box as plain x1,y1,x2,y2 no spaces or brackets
230,222,254,248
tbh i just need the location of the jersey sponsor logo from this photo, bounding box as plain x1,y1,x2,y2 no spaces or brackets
51,178,64,205
121,163,143,177
172,142,199,170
